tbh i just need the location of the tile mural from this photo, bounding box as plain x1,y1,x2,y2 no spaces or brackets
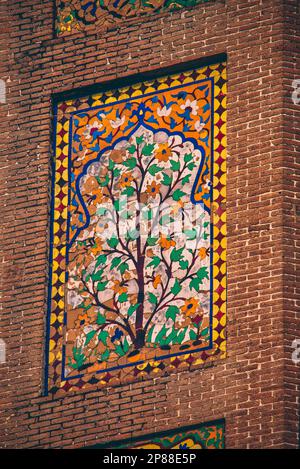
46,59,227,395
56,0,213,35
93,420,225,449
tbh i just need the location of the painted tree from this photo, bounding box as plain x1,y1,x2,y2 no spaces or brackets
67,127,211,372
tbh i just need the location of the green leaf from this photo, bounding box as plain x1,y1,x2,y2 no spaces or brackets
196,267,209,282
99,174,109,187
115,344,125,357
79,302,92,311
127,144,136,154
113,167,121,178
108,159,115,170
184,228,197,240
201,327,209,337
160,214,172,225
161,173,172,186
146,325,155,343
114,198,127,211
164,328,179,345
110,257,122,270
142,209,153,221
123,157,137,169
147,237,159,246
114,199,127,212
98,330,109,345
101,349,110,361
96,312,106,325
176,327,188,344
107,237,119,249
155,325,167,344
188,162,196,170
148,164,161,176
96,281,108,291
166,305,180,321
122,186,135,196
148,292,158,304
92,269,104,282
71,347,86,369
142,143,155,156
170,160,180,171
127,228,140,240
136,135,144,145
171,279,182,296
128,303,140,317
118,292,128,303
181,174,191,185
184,153,193,163
172,189,185,201
118,262,129,274
189,329,198,340
122,337,130,354
147,256,161,268
179,260,189,270
97,207,108,216
95,254,107,267
85,330,96,346
190,277,200,292
170,247,184,262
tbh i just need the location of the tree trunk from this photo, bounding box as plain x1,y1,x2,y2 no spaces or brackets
134,253,145,348
134,200,145,350
134,328,146,349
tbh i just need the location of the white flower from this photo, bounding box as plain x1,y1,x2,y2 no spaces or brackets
110,115,125,128
157,105,172,117
175,314,185,326
180,99,199,116
204,179,212,190
194,120,205,132
83,120,103,139
76,334,86,348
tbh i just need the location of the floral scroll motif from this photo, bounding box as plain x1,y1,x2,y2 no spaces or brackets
56,0,212,35
46,61,227,395
93,420,225,449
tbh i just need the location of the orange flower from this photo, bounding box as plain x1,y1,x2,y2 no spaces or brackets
81,177,105,206
171,200,184,216
146,248,154,258
146,181,161,197
158,235,176,250
81,176,98,194
155,143,172,162
123,271,131,281
112,280,128,295
75,313,91,328
92,190,104,204
153,275,162,289
119,172,133,188
198,247,208,260
181,298,199,316
91,238,103,255
110,149,126,163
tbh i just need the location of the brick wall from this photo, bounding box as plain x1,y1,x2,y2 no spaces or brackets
0,0,10,447
0,0,299,448
282,0,300,448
